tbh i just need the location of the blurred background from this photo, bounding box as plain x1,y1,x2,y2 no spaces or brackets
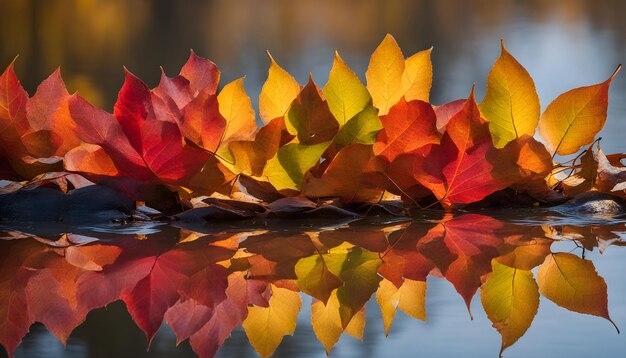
1,0,625,152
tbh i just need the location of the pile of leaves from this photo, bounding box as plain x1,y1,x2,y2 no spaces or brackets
0,35,623,214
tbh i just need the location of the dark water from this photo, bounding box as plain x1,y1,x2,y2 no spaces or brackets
2,1,626,357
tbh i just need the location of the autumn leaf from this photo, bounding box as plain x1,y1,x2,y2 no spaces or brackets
539,65,621,156
114,70,213,185
311,291,365,354
242,284,301,358
121,244,233,343
480,261,539,354
373,98,439,163
302,143,382,203
376,278,426,336
537,253,619,332
367,35,433,115
217,77,256,143
323,51,371,125
259,52,301,124
479,40,540,148
227,117,291,177
285,76,339,145
420,214,506,313
402,47,433,102
366,34,405,116
262,141,330,192
409,89,516,208
295,254,343,303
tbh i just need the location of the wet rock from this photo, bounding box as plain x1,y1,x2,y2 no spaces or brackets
0,187,66,221
0,185,134,223
552,192,626,216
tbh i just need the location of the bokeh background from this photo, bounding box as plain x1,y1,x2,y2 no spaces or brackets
1,0,625,153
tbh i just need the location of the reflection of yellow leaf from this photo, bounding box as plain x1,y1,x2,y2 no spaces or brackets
496,237,552,270
479,41,540,148
295,254,343,303
539,66,620,155
311,290,365,354
242,284,302,358
537,253,619,331
376,278,426,336
480,261,539,354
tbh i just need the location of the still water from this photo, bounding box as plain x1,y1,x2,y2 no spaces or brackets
1,211,625,358
1,0,626,357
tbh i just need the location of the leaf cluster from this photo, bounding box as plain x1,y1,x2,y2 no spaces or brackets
0,35,622,211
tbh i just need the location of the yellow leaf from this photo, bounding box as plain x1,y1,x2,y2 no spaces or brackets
537,253,619,331
376,279,426,336
539,65,620,156
479,40,540,148
480,261,539,354
366,34,405,116
259,52,301,124
402,47,433,102
218,77,257,143
311,290,366,354
323,51,371,126
242,285,302,358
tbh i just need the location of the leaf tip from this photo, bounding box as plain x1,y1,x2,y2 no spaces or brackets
469,83,477,101
611,64,622,80
266,50,276,64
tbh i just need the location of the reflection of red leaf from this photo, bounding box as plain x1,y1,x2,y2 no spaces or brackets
120,243,233,342
420,214,506,313
0,241,38,356
377,223,436,287
188,272,250,358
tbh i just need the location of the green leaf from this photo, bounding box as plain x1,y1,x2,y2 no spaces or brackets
323,51,371,126
263,141,331,191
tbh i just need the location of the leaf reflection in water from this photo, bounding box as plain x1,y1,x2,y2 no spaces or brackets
0,214,623,357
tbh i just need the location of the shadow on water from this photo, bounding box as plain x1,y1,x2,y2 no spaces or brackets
0,209,625,357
